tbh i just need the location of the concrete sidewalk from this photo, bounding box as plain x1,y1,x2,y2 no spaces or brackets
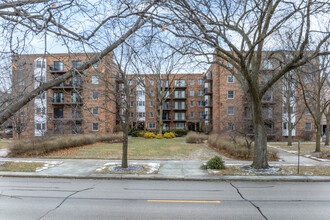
1,157,330,182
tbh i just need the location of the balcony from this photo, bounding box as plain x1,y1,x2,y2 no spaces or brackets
50,117,83,121
51,98,84,105
173,95,186,100
174,83,187,89
204,88,212,95
162,118,171,122
52,82,83,90
174,117,186,121
49,66,66,74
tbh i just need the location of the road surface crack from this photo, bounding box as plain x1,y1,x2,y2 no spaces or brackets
37,187,93,220
230,183,268,220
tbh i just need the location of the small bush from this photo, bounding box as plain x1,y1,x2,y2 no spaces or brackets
156,134,163,139
171,129,189,137
144,132,156,139
138,131,144,137
185,132,208,143
201,156,225,169
164,132,176,139
130,130,139,137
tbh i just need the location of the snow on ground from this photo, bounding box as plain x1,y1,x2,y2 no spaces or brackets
96,162,160,174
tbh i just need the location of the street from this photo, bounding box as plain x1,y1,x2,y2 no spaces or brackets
0,177,329,220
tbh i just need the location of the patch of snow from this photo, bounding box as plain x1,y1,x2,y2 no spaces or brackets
36,161,62,172
240,165,281,173
96,162,160,174
305,155,330,162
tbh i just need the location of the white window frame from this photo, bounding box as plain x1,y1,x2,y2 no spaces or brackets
92,76,99,84
227,106,235,115
227,75,234,83
227,91,234,99
92,123,99,131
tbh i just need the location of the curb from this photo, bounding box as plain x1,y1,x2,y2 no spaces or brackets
1,173,330,182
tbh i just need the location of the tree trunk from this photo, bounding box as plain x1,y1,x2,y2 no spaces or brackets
287,116,293,146
315,123,321,152
325,116,329,146
251,99,269,169
121,108,129,168
159,106,163,134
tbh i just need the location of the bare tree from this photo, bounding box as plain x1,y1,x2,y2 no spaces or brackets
0,0,159,126
296,50,330,152
156,0,330,169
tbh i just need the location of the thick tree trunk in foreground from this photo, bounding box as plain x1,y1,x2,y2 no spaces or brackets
287,116,293,146
158,106,163,134
122,126,128,168
251,99,269,169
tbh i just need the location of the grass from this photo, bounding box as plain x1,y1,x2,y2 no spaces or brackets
0,161,45,172
0,141,10,149
210,165,330,176
268,142,330,159
39,137,219,160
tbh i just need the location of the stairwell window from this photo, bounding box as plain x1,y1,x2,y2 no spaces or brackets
305,122,312,131
92,76,99,84
227,91,234,99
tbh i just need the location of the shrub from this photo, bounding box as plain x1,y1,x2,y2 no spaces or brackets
164,132,176,139
9,133,123,156
130,130,140,137
171,129,189,137
156,134,163,139
144,132,156,139
185,132,208,143
201,156,225,169
138,131,145,137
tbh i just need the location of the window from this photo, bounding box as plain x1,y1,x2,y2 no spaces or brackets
92,123,99,131
54,107,63,118
175,101,185,109
149,123,156,129
198,90,204,96
137,101,145,106
92,91,98,100
36,107,45,114
36,60,45,68
263,59,273,69
262,90,273,101
228,62,233,68
227,75,234,83
305,122,312,130
137,90,144,96
72,92,81,103
190,79,194,85
150,79,154,86
175,112,185,120
129,112,134,118
36,123,46,130
92,62,98,69
54,61,63,71
175,79,186,87
175,90,185,98
72,76,82,86
198,79,204,85
227,91,234,99
150,101,153,107
228,123,234,131
130,101,134,107
72,61,82,68
53,92,63,103
176,123,184,129
19,108,25,116
190,101,194,107
150,112,154,118
198,112,204,118
228,106,235,115
150,90,154,97
92,107,99,115
163,101,170,109
244,107,251,118
92,76,99,84
128,80,133,86
190,112,194,118
198,101,204,107
305,108,311,115
283,122,287,130
72,107,82,119
263,107,273,119
190,90,194,97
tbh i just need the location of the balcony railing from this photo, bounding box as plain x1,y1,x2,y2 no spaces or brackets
204,88,212,94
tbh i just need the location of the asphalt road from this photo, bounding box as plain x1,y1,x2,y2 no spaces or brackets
0,177,329,220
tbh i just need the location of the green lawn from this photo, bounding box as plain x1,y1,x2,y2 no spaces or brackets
268,142,330,159
42,137,219,160
0,161,45,172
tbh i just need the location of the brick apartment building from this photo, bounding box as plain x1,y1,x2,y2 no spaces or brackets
10,52,319,140
119,74,206,131
204,53,317,140
11,53,117,138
